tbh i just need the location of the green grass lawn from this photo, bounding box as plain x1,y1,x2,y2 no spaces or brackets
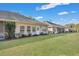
0,33,79,56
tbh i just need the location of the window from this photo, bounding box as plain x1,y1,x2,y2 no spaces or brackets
27,26,31,33
32,27,36,32
20,26,25,33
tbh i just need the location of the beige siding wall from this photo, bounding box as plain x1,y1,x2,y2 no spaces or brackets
48,26,59,34
15,22,48,36
48,27,53,31
15,22,41,36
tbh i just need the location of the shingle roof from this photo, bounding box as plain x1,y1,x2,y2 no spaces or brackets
0,11,48,26
0,11,32,21
45,21,64,28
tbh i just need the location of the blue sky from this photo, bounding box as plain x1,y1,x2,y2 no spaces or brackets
0,3,79,25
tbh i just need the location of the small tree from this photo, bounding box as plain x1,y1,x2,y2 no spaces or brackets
5,21,15,39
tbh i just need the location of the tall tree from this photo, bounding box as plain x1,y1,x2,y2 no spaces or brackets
5,21,15,39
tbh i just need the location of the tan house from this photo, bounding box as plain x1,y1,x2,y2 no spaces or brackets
0,11,48,40
64,24,77,32
45,21,65,34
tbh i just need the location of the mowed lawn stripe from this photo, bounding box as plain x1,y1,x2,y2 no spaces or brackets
0,33,79,55
0,33,65,50
0,35,52,50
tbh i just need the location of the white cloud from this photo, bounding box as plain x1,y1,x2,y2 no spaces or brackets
69,19,79,24
71,19,77,21
71,11,76,13
58,11,76,16
58,11,69,15
36,3,70,11
35,16,43,19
